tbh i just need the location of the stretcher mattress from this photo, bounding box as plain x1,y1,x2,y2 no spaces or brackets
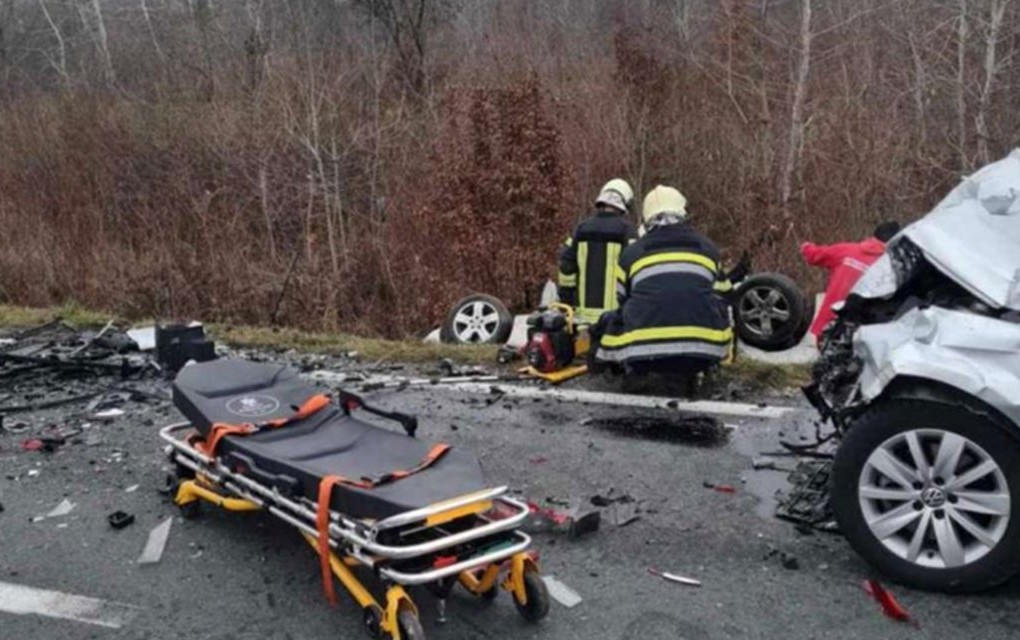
172,360,487,520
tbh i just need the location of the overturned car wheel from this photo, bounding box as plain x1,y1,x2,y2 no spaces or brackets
440,294,514,345
734,273,811,351
832,400,1020,593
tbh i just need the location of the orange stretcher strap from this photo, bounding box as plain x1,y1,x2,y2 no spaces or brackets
312,444,452,603
196,393,331,458
317,475,343,605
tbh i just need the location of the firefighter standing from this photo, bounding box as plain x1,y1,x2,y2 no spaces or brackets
594,185,733,375
557,179,638,324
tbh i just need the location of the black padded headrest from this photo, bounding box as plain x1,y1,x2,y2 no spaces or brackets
172,359,328,434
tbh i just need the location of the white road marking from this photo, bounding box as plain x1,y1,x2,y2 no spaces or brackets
307,371,802,420
0,581,141,629
427,382,798,420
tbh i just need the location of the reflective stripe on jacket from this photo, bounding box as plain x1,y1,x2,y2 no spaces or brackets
558,212,637,323
596,222,732,364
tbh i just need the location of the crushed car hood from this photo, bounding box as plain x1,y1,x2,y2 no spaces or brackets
902,149,1020,310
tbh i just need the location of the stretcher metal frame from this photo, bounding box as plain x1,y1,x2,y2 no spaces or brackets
160,420,548,639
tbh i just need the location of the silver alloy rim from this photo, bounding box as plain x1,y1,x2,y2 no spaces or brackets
738,287,791,338
452,301,501,343
859,429,1010,569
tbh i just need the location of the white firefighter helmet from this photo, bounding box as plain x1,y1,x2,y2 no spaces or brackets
642,185,688,222
594,178,634,212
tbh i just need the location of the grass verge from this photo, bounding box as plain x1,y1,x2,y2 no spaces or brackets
0,304,497,365
0,304,810,389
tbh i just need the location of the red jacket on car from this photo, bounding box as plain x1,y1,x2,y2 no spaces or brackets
801,237,886,340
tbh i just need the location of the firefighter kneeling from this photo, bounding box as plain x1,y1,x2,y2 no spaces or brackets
592,185,734,378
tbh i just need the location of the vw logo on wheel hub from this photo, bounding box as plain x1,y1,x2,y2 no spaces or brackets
921,486,947,508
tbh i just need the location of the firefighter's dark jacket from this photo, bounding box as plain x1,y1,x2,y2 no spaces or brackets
557,211,637,323
594,221,733,365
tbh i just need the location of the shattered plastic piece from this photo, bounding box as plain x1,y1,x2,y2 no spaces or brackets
612,501,641,527
46,498,76,518
124,484,140,493
542,576,583,608
93,408,125,420
780,552,800,570
529,456,548,464
26,469,40,478
713,484,736,494
648,567,702,587
863,580,918,627
137,516,173,565
126,327,157,351
21,439,44,452
108,511,135,530
568,510,601,539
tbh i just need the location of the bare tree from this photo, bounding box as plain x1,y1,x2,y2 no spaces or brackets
957,0,969,170
975,0,1011,165
39,0,71,88
78,0,116,86
780,0,812,221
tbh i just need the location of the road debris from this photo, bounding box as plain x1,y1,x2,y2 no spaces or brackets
780,552,800,571
775,460,837,532
45,498,76,518
648,567,702,587
124,484,140,493
703,481,736,494
587,413,728,446
155,324,216,374
862,580,918,627
108,511,135,530
137,517,173,565
542,576,583,607
524,501,601,539
92,408,125,420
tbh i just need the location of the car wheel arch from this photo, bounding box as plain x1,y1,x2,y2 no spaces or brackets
869,375,1020,442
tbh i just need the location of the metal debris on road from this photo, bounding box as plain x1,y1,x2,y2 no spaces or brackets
648,567,702,587
542,576,583,607
137,517,173,565
45,498,76,518
775,460,837,532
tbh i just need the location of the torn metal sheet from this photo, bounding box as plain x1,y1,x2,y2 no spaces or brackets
137,517,173,565
542,576,582,608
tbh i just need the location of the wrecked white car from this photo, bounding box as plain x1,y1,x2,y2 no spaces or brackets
806,150,1020,593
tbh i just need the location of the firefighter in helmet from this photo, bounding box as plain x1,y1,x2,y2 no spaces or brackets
557,179,638,324
594,185,737,376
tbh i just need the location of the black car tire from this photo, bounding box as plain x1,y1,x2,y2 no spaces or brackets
832,399,1020,593
440,294,514,345
733,273,810,351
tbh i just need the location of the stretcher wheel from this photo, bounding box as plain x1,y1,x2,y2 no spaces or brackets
362,605,384,638
513,571,550,623
395,609,425,640
179,500,202,520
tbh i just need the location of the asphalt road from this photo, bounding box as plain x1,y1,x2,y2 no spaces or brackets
3,370,1020,640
